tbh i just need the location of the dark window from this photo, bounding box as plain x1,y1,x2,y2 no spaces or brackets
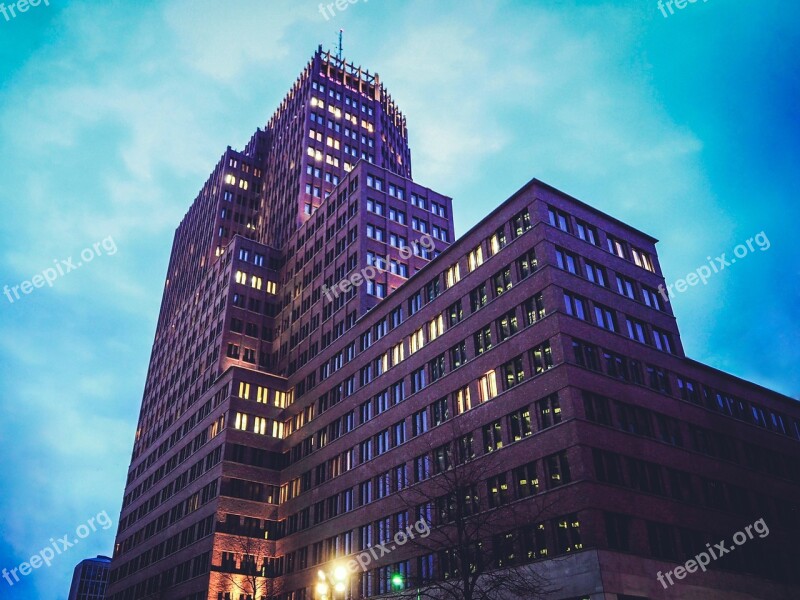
544,452,571,488
605,513,631,551
537,393,561,428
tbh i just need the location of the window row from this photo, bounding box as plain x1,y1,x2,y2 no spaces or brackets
548,205,655,272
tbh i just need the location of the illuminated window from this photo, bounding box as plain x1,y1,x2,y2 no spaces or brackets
514,462,539,498
377,353,388,375
607,235,627,259
531,341,553,374
632,247,655,272
391,341,405,366
497,310,519,341
489,227,507,255
474,326,492,355
537,394,562,428
256,386,269,404
478,371,498,402
253,417,267,435
275,391,288,408
306,147,322,161
468,245,484,271
445,263,460,288
409,328,425,354
224,174,236,185
238,382,250,399
492,267,512,296
454,386,472,414
209,414,225,438
238,179,248,190
428,315,444,341
510,209,532,238
470,284,488,312
234,412,248,431
250,276,262,290
501,357,525,390
487,474,509,507
555,515,583,553
509,407,532,441
235,270,247,284
266,281,277,294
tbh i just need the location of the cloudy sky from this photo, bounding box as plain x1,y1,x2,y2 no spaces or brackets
0,0,797,597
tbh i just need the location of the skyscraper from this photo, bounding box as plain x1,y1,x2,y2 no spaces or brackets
106,47,800,600
67,555,111,600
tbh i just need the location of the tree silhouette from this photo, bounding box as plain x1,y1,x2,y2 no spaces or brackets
212,529,283,600
384,418,560,600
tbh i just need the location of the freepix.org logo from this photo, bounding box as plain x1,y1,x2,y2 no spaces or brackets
346,518,430,573
0,0,50,24
656,518,769,589
4,236,118,304
322,233,435,302
2,511,113,588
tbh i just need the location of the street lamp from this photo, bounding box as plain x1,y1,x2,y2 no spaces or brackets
315,581,330,599
315,563,349,600
332,563,349,598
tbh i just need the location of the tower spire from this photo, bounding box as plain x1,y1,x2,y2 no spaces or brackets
337,28,343,60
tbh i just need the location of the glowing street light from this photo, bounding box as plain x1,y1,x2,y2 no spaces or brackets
391,572,404,590
331,561,349,598
316,562,349,599
315,580,330,599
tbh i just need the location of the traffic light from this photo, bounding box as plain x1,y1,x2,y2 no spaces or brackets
391,572,404,589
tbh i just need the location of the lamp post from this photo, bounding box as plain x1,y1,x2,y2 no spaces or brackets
315,563,349,600
314,579,330,600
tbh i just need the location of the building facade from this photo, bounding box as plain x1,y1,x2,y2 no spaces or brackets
106,47,800,600
67,555,111,600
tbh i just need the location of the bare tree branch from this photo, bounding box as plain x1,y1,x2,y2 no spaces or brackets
212,531,283,600
381,418,560,600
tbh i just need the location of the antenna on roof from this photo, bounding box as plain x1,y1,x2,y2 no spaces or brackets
337,29,344,60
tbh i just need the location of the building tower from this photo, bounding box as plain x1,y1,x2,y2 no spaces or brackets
106,47,800,600
67,555,111,600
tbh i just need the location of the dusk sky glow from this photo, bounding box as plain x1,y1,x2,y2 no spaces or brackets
0,1,797,597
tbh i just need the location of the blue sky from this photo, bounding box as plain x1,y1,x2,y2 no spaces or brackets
0,0,797,597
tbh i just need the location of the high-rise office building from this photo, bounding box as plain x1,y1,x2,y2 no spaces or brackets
67,555,111,600
106,47,800,600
